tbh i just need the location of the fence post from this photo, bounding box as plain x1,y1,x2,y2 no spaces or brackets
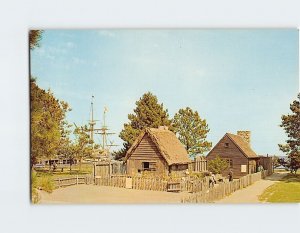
76,175,78,185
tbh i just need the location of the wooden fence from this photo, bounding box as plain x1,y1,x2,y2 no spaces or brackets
94,175,210,192
188,156,207,172
94,161,126,177
181,170,270,203
132,177,168,191
95,175,127,188
54,175,93,188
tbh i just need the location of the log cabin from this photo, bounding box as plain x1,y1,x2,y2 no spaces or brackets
206,131,260,178
124,126,191,175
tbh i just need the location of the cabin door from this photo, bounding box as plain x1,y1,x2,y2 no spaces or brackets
249,164,255,174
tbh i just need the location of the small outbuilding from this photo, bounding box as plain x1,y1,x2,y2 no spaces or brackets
124,126,191,175
206,131,260,178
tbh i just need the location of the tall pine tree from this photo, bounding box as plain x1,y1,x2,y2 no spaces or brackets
279,93,300,173
116,92,172,159
173,107,212,157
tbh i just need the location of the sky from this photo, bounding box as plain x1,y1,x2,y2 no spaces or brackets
30,29,299,156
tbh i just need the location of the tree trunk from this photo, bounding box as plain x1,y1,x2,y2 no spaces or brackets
79,158,82,172
69,161,72,172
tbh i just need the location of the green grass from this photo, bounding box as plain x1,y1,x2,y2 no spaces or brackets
32,163,93,194
259,174,300,203
34,163,93,178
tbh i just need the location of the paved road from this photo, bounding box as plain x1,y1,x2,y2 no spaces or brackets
215,172,287,204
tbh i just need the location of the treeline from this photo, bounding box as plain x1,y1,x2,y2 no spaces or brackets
30,31,96,170
114,92,212,160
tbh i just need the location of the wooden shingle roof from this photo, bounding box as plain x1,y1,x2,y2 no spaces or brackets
124,128,191,165
226,133,258,158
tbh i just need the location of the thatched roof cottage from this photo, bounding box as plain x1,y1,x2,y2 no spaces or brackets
124,126,191,175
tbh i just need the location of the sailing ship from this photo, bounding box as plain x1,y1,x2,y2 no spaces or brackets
88,96,117,161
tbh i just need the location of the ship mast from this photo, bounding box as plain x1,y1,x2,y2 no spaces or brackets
88,96,117,160
95,106,117,160
89,95,97,149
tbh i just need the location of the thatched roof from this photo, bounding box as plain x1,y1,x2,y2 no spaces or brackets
124,127,191,165
226,133,258,158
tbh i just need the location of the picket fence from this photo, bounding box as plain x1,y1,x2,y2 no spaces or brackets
181,170,270,203
94,175,211,192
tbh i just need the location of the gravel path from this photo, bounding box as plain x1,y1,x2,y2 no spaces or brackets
215,172,288,204
39,185,185,204
38,173,287,204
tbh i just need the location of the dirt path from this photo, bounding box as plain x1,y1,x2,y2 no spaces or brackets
215,172,288,204
39,185,185,204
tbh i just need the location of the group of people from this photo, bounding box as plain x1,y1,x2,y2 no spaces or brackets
208,169,234,188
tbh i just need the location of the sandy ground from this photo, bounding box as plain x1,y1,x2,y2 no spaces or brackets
215,172,288,204
39,185,186,204
39,172,287,204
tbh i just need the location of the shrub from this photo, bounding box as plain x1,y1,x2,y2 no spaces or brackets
208,155,228,174
31,171,40,203
38,175,55,193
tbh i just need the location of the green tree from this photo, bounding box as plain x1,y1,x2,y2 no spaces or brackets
29,30,43,49
30,78,71,168
279,93,300,174
207,155,228,174
73,125,93,171
272,155,280,169
173,107,212,158
116,92,172,159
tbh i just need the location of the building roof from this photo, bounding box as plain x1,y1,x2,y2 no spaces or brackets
124,127,191,165
226,133,258,158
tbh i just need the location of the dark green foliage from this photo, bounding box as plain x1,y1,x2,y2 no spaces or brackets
29,30,43,49
30,78,71,167
279,93,300,173
116,92,172,159
207,155,228,174
173,107,212,157
73,125,93,170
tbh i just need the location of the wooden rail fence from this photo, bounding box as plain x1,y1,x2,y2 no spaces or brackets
181,170,270,203
54,175,93,188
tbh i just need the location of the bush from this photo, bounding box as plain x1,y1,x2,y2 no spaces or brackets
189,172,205,179
208,155,228,174
31,171,40,203
38,175,55,193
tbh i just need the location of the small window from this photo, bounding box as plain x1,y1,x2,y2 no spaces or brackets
142,162,149,170
224,143,229,148
226,159,233,168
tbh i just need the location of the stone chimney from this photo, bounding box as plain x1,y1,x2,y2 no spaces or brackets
158,126,168,130
237,131,251,145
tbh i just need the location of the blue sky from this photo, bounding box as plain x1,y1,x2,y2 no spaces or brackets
31,29,299,156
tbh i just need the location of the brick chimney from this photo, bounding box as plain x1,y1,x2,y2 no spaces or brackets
237,131,251,145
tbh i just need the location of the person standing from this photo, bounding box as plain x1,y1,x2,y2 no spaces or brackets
228,169,233,182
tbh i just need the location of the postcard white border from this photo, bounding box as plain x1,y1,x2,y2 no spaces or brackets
0,0,299,233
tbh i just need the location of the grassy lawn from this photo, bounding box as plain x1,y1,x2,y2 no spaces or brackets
34,163,93,178
259,173,300,203
32,163,93,196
